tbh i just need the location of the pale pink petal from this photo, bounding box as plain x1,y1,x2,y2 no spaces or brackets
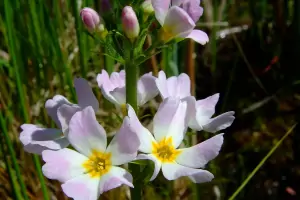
62,174,100,200
99,166,133,194
166,77,177,97
176,133,224,168
195,93,220,126
57,104,80,135
137,73,158,106
186,29,209,45
181,0,203,22
153,98,187,148
110,71,125,88
97,70,118,104
136,154,162,181
177,73,191,98
183,96,201,130
203,112,235,133
68,106,107,156
172,0,184,6
127,105,156,153
152,0,171,25
109,87,126,106
156,71,169,99
163,6,195,38
20,124,68,154
106,117,140,165
74,78,99,112
161,163,214,182
45,95,72,128
42,149,87,182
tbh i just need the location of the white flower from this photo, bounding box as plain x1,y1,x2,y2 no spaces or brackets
128,98,223,182
42,106,140,200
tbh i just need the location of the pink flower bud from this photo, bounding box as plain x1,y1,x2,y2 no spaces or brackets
122,6,140,40
80,7,100,30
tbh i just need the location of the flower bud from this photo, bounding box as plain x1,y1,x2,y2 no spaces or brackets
80,7,100,31
122,6,140,40
141,0,154,15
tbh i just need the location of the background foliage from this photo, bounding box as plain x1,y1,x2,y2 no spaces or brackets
0,0,300,199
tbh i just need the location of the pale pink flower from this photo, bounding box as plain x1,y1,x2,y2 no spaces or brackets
19,78,99,154
97,70,158,107
128,98,223,182
42,106,140,200
156,71,235,132
152,0,208,44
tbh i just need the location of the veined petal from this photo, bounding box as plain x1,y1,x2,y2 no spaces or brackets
176,133,224,168
106,117,140,166
137,72,158,106
163,6,195,39
183,96,200,130
161,163,214,182
110,70,125,88
153,98,187,148
99,166,133,194
186,29,209,45
45,95,72,128
203,112,235,133
177,73,191,98
127,105,156,153
62,174,100,200
152,0,171,25
42,149,87,183
136,154,162,181
156,71,169,99
195,93,220,126
109,87,126,106
57,104,81,135
181,0,203,22
74,78,99,112
68,106,107,157
20,124,69,154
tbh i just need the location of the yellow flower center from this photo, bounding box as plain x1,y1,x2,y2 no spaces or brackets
160,27,175,43
82,150,112,178
152,137,181,163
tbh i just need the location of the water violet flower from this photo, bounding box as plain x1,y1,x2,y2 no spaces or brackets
19,78,99,154
42,106,140,200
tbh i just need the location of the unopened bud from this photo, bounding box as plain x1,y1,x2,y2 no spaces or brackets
80,7,100,31
141,0,154,15
122,6,140,40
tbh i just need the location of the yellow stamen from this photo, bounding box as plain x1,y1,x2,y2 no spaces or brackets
82,150,112,178
152,137,181,163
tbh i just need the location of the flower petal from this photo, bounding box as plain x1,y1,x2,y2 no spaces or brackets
106,117,140,165
68,106,107,156
176,73,191,98
203,112,235,133
110,70,125,88
181,0,203,22
45,95,72,128
99,166,133,194
186,29,209,45
127,105,156,153
152,0,171,25
74,78,99,112
176,133,224,168
97,70,118,105
161,163,214,182
62,174,100,200
136,154,162,181
57,104,80,135
153,98,187,148
137,73,158,106
172,0,184,6
20,124,69,154
42,149,87,182
109,87,126,106
163,6,195,38
156,71,169,99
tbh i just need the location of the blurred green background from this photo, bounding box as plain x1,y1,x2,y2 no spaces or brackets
1,0,300,199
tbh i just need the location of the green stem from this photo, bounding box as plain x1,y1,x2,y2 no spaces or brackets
125,60,141,199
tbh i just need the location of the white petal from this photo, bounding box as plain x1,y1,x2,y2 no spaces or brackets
183,96,201,130
177,73,191,98
45,95,72,128
68,106,107,156
42,149,87,182
127,105,156,153
186,29,209,45
57,104,80,135
74,78,99,112
153,98,187,148
136,154,162,181
176,133,224,168
106,117,140,165
137,73,158,106
110,71,125,88
99,166,133,194
109,87,126,106
97,70,118,105
20,124,68,154
62,174,100,200
203,112,235,133
152,0,171,25
155,71,169,99
161,163,214,182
